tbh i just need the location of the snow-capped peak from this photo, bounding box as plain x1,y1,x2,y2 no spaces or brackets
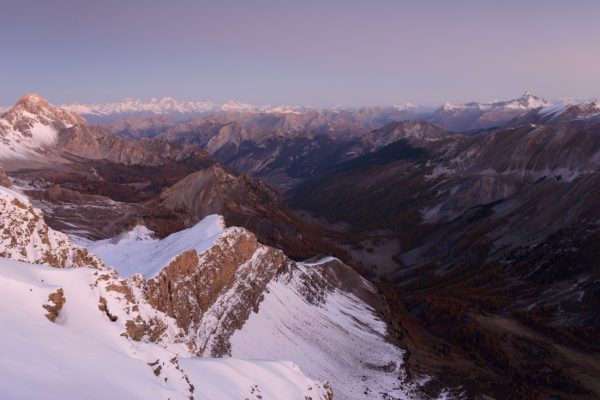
219,100,258,113
8,93,83,123
440,102,461,111
508,91,550,109
437,93,551,113
60,97,317,116
61,97,218,116
17,93,46,106
0,94,84,160
538,99,600,121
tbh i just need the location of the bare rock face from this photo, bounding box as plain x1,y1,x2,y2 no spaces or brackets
360,120,452,149
151,164,330,261
89,225,297,358
157,166,236,218
57,124,164,166
43,288,66,322
0,167,11,187
145,227,291,356
205,122,246,155
0,186,103,268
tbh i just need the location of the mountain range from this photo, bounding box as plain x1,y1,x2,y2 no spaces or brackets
53,92,580,131
0,94,428,399
1,92,600,399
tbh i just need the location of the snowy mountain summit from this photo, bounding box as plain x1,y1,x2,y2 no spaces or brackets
60,97,305,117
0,93,83,160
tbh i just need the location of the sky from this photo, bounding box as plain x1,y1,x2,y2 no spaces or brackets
1,0,600,106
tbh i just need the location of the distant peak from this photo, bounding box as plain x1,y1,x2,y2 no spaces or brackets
20,93,44,101
508,92,549,109
520,91,545,100
9,93,58,117
16,93,50,107
6,93,86,127
440,102,461,111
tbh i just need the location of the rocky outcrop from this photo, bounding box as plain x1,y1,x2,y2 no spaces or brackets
0,186,102,268
0,167,11,187
151,165,333,260
43,288,66,322
360,120,453,149
78,217,407,399
2,95,332,261
1,93,85,132
145,227,291,356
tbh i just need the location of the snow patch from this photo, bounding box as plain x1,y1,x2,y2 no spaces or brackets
80,215,226,278
230,262,415,399
0,258,330,400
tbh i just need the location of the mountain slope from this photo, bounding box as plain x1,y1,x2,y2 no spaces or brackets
230,258,409,399
78,216,424,399
428,92,551,131
83,93,549,189
0,257,335,400
0,94,339,261
0,94,84,163
0,170,424,399
287,116,600,399
0,180,340,400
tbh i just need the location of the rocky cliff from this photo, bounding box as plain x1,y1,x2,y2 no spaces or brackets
0,185,102,268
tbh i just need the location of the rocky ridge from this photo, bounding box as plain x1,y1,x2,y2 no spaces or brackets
0,94,338,262
0,185,102,268
0,175,416,399
81,215,423,399
0,179,337,399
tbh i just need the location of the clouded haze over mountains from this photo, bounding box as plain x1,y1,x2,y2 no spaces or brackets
2,0,600,106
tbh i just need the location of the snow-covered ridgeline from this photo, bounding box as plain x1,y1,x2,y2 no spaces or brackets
231,259,415,399
0,94,83,160
0,180,423,399
60,97,309,116
76,215,226,279
0,185,332,399
78,216,423,399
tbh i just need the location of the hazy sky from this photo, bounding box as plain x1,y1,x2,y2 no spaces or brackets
2,0,599,106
